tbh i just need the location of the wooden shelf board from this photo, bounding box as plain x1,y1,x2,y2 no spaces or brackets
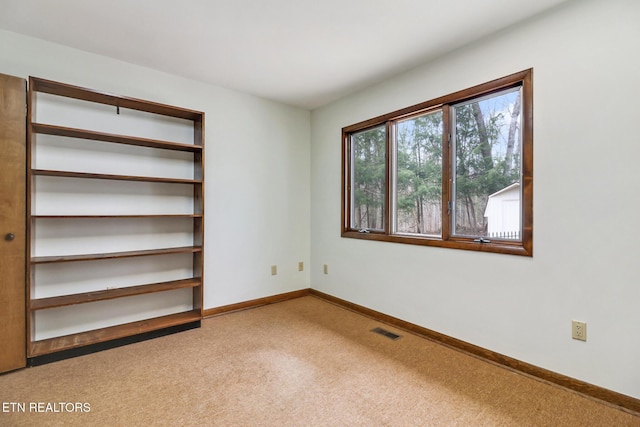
32,214,202,219
31,278,201,310
31,77,204,121
28,310,202,356
32,123,202,152
32,246,202,264
32,169,201,184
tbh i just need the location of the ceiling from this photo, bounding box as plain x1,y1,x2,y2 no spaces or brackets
0,0,570,109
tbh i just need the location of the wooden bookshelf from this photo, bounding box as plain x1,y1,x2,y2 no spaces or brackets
27,77,205,358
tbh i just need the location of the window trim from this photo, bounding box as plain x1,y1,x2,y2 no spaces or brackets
341,69,533,256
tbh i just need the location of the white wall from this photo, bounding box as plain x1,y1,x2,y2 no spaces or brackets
310,0,640,399
0,29,311,311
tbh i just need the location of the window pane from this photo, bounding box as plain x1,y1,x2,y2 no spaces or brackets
350,126,386,231
394,111,443,236
452,88,522,240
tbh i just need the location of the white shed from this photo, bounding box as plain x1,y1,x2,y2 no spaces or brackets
484,183,520,239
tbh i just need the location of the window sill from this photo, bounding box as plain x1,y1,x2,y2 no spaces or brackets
341,230,532,257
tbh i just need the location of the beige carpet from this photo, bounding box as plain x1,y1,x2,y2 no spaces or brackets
1,296,638,426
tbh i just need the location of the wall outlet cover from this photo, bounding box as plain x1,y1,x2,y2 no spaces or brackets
572,320,587,341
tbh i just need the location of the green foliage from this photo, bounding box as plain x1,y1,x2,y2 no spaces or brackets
352,126,385,229
351,89,521,236
395,111,443,234
453,91,521,235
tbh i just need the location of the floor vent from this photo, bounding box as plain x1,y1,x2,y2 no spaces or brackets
371,327,401,340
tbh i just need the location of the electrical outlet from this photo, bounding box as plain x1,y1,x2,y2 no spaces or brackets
323,264,329,274
298,261,304,271
572,320,587,341
271,265,277,275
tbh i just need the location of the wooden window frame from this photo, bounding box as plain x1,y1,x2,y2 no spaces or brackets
341,69,533,256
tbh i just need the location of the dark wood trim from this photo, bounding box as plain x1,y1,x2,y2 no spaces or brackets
202,289,311,318
192,252,203,316
192,114,204,315
29,310,201,356
341,229,530,256
27,76,35,353
341,130,349,234
521,69,534,256
384,121,392,234
32,169,201,184
30,278,201,310
441,106,452,241
308,289,640,415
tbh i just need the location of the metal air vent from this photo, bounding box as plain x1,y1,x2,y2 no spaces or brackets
371,327,401,340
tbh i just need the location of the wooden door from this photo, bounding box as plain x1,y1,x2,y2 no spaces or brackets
0,73,26,373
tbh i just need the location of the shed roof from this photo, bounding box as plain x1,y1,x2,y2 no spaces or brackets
487,182,520,199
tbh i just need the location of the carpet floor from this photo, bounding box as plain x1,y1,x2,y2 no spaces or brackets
1,296,638,426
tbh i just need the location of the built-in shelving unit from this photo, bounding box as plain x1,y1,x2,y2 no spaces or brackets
27,77,205,358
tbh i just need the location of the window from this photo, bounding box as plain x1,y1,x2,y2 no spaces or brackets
342,69,532,256
350,125,386,231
